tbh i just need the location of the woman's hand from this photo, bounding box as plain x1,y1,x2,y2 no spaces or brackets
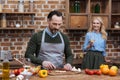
87,41,94,49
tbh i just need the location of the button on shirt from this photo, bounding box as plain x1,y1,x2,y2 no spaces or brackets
83,31,107,56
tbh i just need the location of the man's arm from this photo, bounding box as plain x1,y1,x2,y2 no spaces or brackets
25,32,43,65
62,33,73,64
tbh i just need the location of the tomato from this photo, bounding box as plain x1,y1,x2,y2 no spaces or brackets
85,69,89,74
18,68,24,73
93,70,98,74
85,69,94,75
96,70,102,75
13,69,20,76
87,70,94,75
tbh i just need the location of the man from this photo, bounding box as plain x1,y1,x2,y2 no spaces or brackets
25,10,73,70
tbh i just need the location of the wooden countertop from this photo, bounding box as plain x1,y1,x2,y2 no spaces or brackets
11,70,120,80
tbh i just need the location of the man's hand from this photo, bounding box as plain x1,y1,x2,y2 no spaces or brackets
42,61,56,70
63,63,72,71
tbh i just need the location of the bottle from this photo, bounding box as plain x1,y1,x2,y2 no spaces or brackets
74,1,78,13
77,1,80,13
94,3,100,13
18,0,24,12
1,14,7,28
29,0,34,12
2,53,10,80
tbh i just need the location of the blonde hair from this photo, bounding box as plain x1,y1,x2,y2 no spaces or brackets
88,17,107,40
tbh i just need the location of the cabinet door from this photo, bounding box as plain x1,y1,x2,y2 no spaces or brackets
69,15,88,29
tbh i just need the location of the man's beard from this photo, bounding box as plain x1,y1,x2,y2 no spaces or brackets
51,29,59,34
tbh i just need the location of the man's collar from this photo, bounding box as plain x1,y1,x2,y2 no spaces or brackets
45,27,58,38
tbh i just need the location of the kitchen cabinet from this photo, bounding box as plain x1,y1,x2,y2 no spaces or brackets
0,12,35,30
66,0,120,30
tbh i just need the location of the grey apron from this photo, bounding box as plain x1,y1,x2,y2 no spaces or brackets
38,30,64,68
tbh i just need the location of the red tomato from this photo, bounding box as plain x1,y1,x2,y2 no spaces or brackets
93,70,98,74
13,69,20,76
87,70,94,75
18,68,24,73
85,69,89,74
96,70,102,75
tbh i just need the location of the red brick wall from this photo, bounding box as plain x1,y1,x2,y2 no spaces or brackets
0,0,120,59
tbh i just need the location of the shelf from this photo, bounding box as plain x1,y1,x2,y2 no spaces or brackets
0,27,35,30
107,28,120,31
66,0,120,30
0,12,35,15
69,13,88,16
66,28,87,30
91,13,110,16
111,13,120,15
66,28,120,31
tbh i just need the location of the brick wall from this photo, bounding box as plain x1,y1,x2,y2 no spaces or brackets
0,0,120,59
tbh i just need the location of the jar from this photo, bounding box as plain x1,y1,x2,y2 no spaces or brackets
10,21,15,27
16,22,21,28
114,22,120,28
18,0,24,12
1,14,7,28
29,0,34,12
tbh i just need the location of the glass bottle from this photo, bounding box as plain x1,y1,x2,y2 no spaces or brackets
1,13,7,28
2,53,10,80
74,1,78,13
29,0,34,12
18,0,24,12
74,1,80,13
77,1,80,13
94,3,100,13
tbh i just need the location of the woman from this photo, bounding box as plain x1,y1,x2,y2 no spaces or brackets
81,17,107,69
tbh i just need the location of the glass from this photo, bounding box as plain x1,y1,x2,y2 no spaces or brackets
18,1,24,12
21,58,32,70
90,34,95,43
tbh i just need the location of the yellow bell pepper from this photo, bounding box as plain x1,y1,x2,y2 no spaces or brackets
38,70,48,78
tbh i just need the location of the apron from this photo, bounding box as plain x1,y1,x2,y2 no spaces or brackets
38,30,65,68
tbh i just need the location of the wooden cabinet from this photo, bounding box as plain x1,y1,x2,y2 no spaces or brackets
66,0,120,30
0,12,35,30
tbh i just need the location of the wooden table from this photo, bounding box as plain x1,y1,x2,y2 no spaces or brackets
11,70,120,80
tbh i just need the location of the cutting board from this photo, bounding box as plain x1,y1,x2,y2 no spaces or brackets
48,70,81,76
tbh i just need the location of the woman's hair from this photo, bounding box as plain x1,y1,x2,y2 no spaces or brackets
88,17,107,40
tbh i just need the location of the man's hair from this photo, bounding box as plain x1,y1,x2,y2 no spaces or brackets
47,10,63,20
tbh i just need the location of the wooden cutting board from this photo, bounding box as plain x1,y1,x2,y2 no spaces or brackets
48,70,81,76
